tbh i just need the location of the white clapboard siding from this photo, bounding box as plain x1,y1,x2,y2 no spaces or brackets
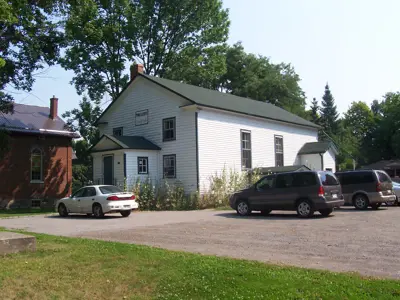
323,149,336,172
97,77,197,192
197,108,318,192
92,150,125,185
301,154,322,171
124,150,159,188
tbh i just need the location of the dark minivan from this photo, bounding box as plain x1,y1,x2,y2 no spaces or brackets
335,170,395,209
229,171,344,218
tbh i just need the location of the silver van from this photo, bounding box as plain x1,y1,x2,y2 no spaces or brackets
335,170,396,209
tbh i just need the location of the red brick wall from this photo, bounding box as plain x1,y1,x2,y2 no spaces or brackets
0,133,73,208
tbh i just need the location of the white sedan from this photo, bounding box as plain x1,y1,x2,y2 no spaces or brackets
56,185,139,218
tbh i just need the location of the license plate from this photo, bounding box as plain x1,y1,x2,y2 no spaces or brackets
332,194,337,199
123,205,130,208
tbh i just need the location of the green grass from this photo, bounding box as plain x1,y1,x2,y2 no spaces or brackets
0,208,55,218
0,232,399,299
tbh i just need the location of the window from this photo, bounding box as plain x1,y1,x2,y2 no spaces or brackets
113,127,123,136
31,148,43,182
83,187,97,197
256,175,276,190
377,171,391,183
163,117,176,141
319,172,339,186
337,172,374,185
241,130,252,170
274,136,284,167
71,188,85,198
163,155,176,178
99,185,123,194
276,174,293,188
138,157,148,174
292,173,317,187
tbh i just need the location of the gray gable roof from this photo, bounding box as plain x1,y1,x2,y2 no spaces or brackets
142,75,319,129
91,134,161,152
96,74,319,129
298,141,338,155
0,103,79,137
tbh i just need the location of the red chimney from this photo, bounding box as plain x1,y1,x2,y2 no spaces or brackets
50,95,58,120
130,63,144,81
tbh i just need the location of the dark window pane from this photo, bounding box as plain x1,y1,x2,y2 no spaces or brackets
113,127,123,136
163,155,176,178
163,118,176,141
292,173,317,187
276,174,293,188
31,149,42,181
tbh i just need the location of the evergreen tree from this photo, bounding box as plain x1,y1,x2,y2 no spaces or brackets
310,97,320,124
320,83,339,136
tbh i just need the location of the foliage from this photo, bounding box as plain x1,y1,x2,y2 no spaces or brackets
309,97,320,124
320,84,339,137
0,0,63,104
220,42,307,116
131,0,230,78
61,0,230,101
71,163,92,193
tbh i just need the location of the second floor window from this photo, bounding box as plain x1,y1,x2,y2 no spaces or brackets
241,130,252,170
275,135,284,167
163,117,176,141
113,127,123,136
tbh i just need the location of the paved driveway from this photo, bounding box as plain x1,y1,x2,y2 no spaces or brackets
1,208,400,279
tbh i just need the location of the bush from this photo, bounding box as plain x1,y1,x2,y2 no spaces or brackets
128,167,260,211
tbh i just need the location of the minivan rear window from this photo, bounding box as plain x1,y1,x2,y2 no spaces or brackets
319,172,339,186
377,171,391,183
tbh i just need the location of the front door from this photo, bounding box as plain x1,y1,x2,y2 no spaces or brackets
103,156,113,185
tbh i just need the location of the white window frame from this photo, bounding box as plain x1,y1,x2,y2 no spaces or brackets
163,117,176,142
137,157,149,174
113,127,123,136
275,135,284,167
163,154,176,178
241,130,252,170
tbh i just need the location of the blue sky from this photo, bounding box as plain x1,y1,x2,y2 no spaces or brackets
9,0,400,118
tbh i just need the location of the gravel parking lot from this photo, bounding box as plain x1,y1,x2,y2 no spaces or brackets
1,207,400,279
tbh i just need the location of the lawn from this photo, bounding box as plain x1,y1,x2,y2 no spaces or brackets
0,232,399,300
0,208,55,218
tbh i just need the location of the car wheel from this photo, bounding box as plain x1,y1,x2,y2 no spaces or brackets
319,208,333,217
120,210,131,217
236,199,251,216
296,200,314,218
58,203,68,217
260,209,272,216
353,194,369,210
371,203,381,210
92,204,104,218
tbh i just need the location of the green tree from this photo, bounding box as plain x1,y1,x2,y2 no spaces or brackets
344,101,374,142
61,0,230,101
220,42,306,115
62,96,102,187
0,0,63,155
309,97,320,124
320,84,339,136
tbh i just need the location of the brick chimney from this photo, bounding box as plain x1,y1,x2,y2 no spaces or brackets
130,63,144,81
49,95,58,120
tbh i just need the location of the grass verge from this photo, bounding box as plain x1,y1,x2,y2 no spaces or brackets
0,208,55,218
0,231,399,299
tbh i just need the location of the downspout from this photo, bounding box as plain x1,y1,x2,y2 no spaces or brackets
319,153,324,171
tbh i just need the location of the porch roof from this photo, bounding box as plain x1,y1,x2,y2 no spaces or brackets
90,134,161,152
298,141,339,155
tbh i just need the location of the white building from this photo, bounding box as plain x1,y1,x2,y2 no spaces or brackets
91,65,337,192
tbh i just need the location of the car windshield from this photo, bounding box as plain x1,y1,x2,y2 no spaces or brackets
99,185,123,194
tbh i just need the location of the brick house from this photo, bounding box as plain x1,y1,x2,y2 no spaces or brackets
0,96,79,208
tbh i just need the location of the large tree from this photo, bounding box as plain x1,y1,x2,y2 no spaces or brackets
0,0,63,156
320,84,339,137
219,42,307,115
61,0,230,101
0,0,63,106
